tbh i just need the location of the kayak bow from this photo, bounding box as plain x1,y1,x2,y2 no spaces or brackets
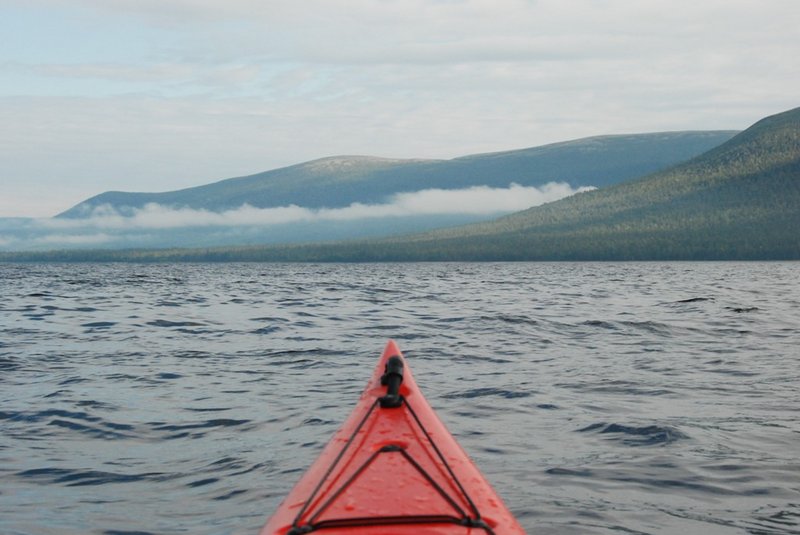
260,340,526,534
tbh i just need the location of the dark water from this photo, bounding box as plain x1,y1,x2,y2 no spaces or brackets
1,262,799,535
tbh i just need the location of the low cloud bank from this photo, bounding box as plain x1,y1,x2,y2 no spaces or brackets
47,182,593,230
3,183,593,249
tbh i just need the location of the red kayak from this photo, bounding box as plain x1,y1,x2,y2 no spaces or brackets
261,340,525,534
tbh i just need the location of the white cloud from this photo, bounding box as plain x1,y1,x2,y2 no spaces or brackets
0,183,593,249
376,183,594,217
38,183,592,231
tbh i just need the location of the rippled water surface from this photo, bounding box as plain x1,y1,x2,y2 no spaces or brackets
1,262,799,534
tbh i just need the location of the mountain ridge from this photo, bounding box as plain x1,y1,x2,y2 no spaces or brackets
10,107,799,260
20,106,791,261
58,130,737,218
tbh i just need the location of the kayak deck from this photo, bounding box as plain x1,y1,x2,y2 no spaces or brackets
261,340,525,534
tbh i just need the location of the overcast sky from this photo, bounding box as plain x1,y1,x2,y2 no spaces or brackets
1,0,798,217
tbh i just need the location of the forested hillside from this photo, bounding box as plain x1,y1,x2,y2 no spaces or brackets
375,106,800,260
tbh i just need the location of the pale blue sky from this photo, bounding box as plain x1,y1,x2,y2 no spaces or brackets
2,0,799,217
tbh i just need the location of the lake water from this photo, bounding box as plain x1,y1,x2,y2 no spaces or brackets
1,262,798,534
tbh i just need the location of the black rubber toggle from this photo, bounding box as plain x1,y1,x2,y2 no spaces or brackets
379,355,404,408
460,517,492,529
287,525,313,534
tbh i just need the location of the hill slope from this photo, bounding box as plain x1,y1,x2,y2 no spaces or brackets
59,131,736,217
35,106,790,262
3,108,795,261
369,106,800,260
